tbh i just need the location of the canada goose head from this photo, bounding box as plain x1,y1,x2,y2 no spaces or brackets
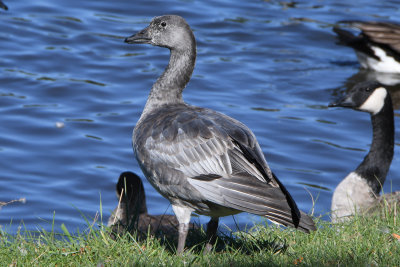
116,172,147,214
329,81,388,115
125,15,194,51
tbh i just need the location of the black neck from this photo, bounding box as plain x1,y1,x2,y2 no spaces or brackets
355,95,394,194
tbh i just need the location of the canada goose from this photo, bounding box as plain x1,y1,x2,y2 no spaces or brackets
329,81,395,222
0,1,7,10
333,21,400,73
108,171,194,239
124,15,315,254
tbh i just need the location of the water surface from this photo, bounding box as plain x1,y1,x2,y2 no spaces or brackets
1,0,399,233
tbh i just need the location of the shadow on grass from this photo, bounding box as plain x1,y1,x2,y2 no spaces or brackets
108,220,289,255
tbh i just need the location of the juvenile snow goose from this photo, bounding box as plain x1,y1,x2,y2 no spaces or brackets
333,21,400,73
108,172,194,239
125,15,315,254
329,81,395,222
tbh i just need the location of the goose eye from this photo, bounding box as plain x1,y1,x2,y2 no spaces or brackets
365,87,371,92
161,21,167,27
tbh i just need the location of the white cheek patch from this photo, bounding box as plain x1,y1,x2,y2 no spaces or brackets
356,47,400,73
359,87,387,114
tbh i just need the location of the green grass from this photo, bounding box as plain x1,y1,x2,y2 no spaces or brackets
1,210,400,266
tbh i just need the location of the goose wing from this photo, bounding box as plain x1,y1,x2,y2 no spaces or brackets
353,21,400,53
334,21,400,54
134,105,313,231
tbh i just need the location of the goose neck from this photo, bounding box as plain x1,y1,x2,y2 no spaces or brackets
356,97,394,194
142,45,196,116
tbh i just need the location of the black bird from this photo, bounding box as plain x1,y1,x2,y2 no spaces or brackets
108,172,194,239
334,21,400,73
329,81,395,222
125,15,315,254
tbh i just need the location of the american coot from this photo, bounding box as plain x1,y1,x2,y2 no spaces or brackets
329,81,396,222
333,21,400,73
108,172,196,239
125,15,315,254
0,1,7,10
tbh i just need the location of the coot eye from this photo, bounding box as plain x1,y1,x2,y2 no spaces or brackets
161,21,167,27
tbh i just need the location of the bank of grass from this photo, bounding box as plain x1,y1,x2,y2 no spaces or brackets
1,210,399,266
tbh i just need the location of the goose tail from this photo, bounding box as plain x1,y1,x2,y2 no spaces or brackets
297,211,316,233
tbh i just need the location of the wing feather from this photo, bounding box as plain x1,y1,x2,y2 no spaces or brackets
134,105,310,230
188,176,296,224
337,21,400,54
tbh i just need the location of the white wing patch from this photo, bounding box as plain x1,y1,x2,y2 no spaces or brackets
356,46,400,73
371,46,400,73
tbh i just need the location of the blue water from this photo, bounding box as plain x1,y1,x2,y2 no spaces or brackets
0,0,399,234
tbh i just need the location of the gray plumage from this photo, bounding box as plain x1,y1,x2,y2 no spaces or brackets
125,15,315,253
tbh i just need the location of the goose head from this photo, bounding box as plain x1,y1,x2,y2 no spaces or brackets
329,81,388,115
125,15,194,51
116,171,147,214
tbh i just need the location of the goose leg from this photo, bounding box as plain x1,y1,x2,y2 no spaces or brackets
204,217,219,253
172,205,192,254
177,222,189,254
